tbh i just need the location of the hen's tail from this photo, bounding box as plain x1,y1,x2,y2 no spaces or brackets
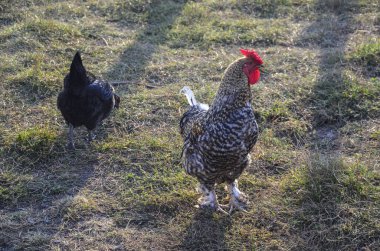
180,86,209,111
65,52,91,95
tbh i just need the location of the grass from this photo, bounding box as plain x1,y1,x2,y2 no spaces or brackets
0,172,32,206
0,0,379,250
280,156,380,250
349,41,380,76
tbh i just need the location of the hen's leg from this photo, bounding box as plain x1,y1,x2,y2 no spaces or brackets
225,180,248,213
67,124,75,150
87,130,96,142
196,183,227,214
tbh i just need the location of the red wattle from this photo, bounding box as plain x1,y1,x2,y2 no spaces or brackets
249,68,260,85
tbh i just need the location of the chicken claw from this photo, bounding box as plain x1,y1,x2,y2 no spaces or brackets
228,195,248,214
196,184,228,214
225,181,249,214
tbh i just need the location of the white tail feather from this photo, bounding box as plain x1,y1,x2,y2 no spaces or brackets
180,86,209,110
180,86,197,106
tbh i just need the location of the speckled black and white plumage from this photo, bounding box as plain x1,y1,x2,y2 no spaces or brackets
179,56,260,213
57,52,120,149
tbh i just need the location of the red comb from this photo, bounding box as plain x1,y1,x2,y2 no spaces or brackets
240,49,263,65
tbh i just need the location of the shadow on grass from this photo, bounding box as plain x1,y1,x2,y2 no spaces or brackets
281,156,380,250
0,146,97,249
301,1,358,128
105,0,188,85
180,210,232,250
296,0,380,149
0,1,189,248
282,1,380,249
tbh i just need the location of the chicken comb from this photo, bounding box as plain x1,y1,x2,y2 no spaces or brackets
240,49,263,65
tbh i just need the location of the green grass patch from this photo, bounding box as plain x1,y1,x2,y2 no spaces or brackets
260,100,293,122
282,157,379,202
87,0,151,23
206,0,315,18
15,127,57,152
350,42,380,66
169,6,290,47
370,130,380,140
6,53,64,98
349,41,380,76
0,18,81,44
3,126,62,167
342,77,380,117
0,172,32,206
280,156,380,249
311,71,380,125
114,159,196,215
62,195,99,221
43,2,87,20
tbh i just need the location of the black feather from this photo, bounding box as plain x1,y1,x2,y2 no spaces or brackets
57,52,120,132
64,52,91,95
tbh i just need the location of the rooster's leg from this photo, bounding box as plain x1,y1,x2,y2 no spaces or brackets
225,180,248,213
87,130,96,142
196,183,227,214
67,124,75,150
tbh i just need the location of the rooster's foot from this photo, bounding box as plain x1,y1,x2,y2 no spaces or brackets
225,181,249,214
196,197,228,214
196,184,228,214
226,196,248,214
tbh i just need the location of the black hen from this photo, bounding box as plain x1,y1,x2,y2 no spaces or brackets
57,52,120,149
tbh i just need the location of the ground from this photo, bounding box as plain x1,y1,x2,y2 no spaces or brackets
0,0,379,250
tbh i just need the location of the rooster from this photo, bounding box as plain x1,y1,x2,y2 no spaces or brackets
57,52,120,149
179,49,263,213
